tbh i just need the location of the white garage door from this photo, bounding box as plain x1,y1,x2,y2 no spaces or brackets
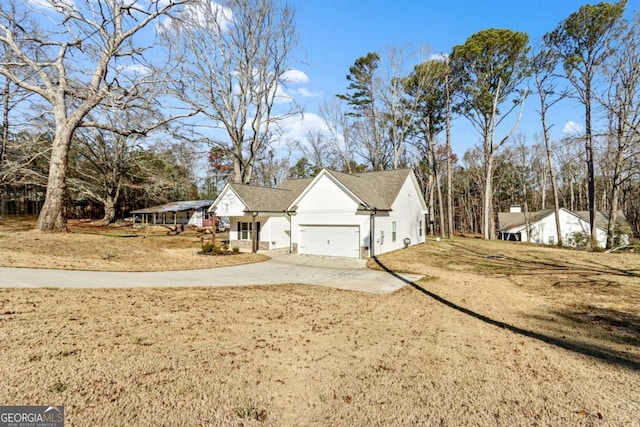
299,225,360,258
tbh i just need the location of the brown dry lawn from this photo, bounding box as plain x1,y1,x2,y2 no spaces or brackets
0,216,267,271
0,216,639,426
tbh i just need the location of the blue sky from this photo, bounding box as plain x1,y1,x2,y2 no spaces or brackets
285,0,640,160
17,0,640,166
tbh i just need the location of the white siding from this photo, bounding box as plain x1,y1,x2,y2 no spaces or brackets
227,215,291,250
291,174,371,254
506,209,608,248
291,172,427,258
373,175,426,255
214,190,247,217
187,209,205,227
265,216,290,250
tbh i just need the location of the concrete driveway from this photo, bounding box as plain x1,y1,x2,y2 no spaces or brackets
0,254,423,294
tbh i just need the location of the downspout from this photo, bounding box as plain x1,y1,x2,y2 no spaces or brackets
286,211,292,254
210,210,216,246
370,208,377,258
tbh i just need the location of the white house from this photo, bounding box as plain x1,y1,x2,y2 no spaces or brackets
209,168,427,258
497,206,630,247
131,200,214,228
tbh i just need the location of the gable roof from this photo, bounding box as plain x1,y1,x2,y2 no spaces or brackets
226,183,306,213
497,209,554,230
210,168,419,214
327,169,412,210
498,208,629,232
575,210,630,230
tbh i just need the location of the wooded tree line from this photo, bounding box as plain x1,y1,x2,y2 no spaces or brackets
314,0,639,248
0,0,638,248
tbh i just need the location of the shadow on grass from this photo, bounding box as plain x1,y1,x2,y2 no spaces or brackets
373,256,640,371
547,305,640,348
447,241,640,280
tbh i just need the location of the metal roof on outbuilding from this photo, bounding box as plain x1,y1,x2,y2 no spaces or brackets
130,200,214,214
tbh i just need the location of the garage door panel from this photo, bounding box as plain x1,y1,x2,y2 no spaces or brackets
299,225,360,258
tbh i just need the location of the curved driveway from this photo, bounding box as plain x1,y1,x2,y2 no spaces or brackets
0,254,423,294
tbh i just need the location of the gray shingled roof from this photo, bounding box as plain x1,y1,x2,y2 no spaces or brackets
131,200,214,214
575,211,630,230
497,209,554,230
221,168,413,213
328,168,412,210
229,181,309,212
498,209,629,231
278,177,314,195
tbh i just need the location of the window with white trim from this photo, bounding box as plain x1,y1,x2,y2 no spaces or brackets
237,221,261,241
392,221,397,242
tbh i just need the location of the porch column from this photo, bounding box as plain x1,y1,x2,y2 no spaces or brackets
252,212,259,253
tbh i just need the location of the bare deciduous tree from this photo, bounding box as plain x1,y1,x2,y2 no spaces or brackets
597,12,640,247
318,99,354,172
69,106,199,224
378,47,417,170
544,0,627,248
532,47,566,246
0,0,189,231
164,0,297,185
403,59,448,237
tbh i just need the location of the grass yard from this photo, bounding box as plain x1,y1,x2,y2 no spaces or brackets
0,216,267,271
0,217,639,425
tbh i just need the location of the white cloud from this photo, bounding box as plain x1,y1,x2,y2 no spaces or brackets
281,69,309,84
563,120,584,135
278,70,319,100
157,0,233,34
295,87,321,98
278,113,330,145
116,64,152,75
429,53,449,62
26,0,76,12
273,85,294,104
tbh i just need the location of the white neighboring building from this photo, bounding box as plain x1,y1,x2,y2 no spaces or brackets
130,200,214,228
209,168,428,258
497,206,630,247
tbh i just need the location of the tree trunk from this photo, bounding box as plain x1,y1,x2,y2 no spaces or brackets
606,123,625,249
102,194,117,225
429,142,445,239
584,86,598,248
607,185,619,249
1,78,9,166
483,149,494,239
445,72,454,238
570,178,575,211
36,130,72,231
540,165,547,210
541,107,563,247
523,198,531,243
427,173,435,236
548,159,563,247
233,155,243,184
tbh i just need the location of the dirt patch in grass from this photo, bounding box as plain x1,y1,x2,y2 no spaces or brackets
0,217,267,271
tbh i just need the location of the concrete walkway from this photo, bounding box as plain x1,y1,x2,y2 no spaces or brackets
0,254,423,294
